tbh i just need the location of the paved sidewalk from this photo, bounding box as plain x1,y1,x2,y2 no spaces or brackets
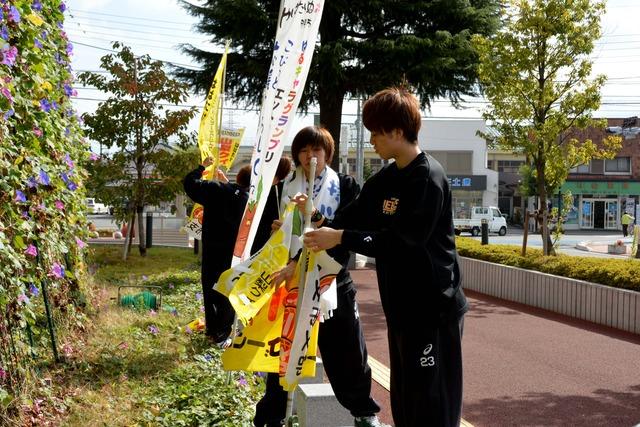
350,267,640,427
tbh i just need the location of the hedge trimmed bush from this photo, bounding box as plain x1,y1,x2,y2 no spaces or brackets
456,237,640,292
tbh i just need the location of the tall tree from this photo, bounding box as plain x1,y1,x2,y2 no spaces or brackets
473,0,621,255
176,0,501,168
79,43,197,257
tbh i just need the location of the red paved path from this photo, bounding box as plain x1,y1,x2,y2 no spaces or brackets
350,267,640,427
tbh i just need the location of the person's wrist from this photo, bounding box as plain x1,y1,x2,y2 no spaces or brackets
310,209,322,223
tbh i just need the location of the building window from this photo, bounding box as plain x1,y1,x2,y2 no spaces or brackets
429,151,472,174
496,160,524,173
605,157,631,173
487,160,494,170
570,163,590,174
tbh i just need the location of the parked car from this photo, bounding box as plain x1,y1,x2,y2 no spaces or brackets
454,206,508,236
85,198,111,214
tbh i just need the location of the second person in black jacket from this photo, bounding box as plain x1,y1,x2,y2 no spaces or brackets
253,126,386,427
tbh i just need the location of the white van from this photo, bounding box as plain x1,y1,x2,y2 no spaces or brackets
85,198,110,214
454,206,508,236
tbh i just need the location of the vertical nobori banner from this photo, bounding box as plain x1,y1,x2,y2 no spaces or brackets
232,0,325,263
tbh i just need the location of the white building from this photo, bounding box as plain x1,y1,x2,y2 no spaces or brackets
418,119,499,218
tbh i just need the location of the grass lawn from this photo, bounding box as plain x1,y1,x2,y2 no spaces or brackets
33,245,263,426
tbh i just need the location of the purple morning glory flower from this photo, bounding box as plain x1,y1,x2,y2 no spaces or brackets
54,52,65,65
3,109,14,120
1,45,18,67
33,1,43,11
65,153,74,168
54,200,64,210
60,172,69,183
39,99,51,112
75,237,86,249
25,244,38,257
89,152,99,161
41,30,47,40
50,263,64,279
17,293,30,304
67,181,78,191
147,325,159,335
33,127,43,137
9,6,21,23
51,100,59,110
57,22,63,30
1,26,8,41
66,42,73,56
34,39,43,49
185,325,193,334
21,211,29,219
196,292,202,301
29,283,39,297
1,87,13,103
59,3,66,12
238,376,248,387
38,169,50,186
63,83,73,96
204,354,212,362
27,177,37,188
64,127,70,136
15,190,26,203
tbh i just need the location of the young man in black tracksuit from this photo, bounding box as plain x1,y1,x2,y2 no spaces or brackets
304,89,468,427
183,160,250,343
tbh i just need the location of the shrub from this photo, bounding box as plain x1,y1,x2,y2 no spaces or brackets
456,237,640,292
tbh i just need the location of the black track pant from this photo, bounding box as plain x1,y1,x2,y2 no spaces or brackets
201,271,235,341
388,316,464,427
253,288,380,426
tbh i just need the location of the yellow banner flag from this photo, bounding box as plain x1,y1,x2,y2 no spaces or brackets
198,44,229,169
219,127,245,170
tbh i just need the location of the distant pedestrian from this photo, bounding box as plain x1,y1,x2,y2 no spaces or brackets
303,87,467,427
621,212,635,237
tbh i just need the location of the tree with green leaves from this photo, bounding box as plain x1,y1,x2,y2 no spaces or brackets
473,0,621,255
176,0,501,168
79,43,197,257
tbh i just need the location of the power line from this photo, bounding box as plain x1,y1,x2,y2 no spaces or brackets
69,7,194,26
69,40,203,70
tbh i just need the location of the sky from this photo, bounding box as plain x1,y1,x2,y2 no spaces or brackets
65,0,640,148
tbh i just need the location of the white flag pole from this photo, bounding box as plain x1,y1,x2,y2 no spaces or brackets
284,157,317,422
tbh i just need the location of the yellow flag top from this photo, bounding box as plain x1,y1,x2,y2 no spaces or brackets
198,44,229,172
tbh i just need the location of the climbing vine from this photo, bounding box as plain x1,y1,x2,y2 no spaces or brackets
0,0,90,403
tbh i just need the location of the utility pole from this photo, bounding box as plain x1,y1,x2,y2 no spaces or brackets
355,97,364,186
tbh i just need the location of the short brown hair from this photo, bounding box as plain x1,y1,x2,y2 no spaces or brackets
290,126,334,167
362,87,421,143
235,164,251,188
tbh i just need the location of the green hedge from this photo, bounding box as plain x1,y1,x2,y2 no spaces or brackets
456,237,640,292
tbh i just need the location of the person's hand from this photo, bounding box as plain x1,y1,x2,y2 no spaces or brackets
271,219,283,233
216,168,229,183
201,157,214,168
303,227,342,252
292,193,312,215
272,260,297,290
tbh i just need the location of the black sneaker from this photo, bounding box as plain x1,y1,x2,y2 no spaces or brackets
354,415,391,427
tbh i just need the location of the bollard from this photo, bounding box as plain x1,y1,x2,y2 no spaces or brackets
146,213,153,248
481,218,489,245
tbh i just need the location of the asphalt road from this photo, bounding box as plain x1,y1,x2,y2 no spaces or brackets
350,268,640,427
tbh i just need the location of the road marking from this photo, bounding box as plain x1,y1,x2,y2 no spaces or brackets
368,355,474,427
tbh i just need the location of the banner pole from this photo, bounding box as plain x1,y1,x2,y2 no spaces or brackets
285,157,317,423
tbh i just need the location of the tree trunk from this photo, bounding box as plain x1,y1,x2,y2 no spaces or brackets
317,3,345,172
319,88,345,171
137,203,146,256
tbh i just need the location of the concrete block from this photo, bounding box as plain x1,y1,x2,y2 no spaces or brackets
295,383,353,427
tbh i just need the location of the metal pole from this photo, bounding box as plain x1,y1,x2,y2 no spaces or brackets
356,97,364,187
146,213,153,249
35,243,59,363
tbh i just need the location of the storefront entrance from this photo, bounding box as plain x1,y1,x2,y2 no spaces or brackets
581,199,618,230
